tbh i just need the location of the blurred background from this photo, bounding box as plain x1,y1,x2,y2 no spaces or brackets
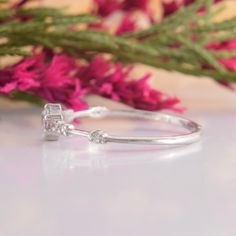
46,0,236,111
1,0,236,111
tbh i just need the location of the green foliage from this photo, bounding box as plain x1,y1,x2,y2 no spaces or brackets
0,0,236,82
0,46,30,56
11,91,44,105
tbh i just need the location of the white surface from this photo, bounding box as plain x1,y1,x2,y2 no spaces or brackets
0,100,236,236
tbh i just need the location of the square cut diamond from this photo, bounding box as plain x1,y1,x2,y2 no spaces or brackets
43,103,62,115
42,104,63,141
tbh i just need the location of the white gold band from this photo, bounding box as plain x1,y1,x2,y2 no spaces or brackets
42,103,202,146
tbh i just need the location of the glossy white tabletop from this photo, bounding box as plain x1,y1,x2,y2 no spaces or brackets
0,93,236,236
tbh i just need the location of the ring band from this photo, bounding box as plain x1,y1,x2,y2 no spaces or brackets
42,103,202,145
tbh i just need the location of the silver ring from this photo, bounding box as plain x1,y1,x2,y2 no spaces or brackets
41,103,202,146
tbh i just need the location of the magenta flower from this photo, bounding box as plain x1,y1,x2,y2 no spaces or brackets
116,14,136,35
207,39,236,51
89,12,137,36
0,53,183,112
0,53,87,110
91,0,153,35
0,69,16,94
93,0,151,17
162,1,180,17
93,0,121,17
162,0,223,17
206,39,236,89
77,56,184,112
207,39,236,72
122,0,149,12
11,0,30,8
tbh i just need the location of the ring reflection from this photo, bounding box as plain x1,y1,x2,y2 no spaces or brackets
42,138,202,176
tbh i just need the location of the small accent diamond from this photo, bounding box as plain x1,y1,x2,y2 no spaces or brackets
89,130,107,144
59,123,75,136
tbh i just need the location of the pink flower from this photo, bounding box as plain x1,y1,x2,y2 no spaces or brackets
0,54,43,94
78,56,184,111
0,53,87,110
219,58,236,71
88,12,137,36
93,0,151,17
88,22,106,30
91,0,153,35
206,39,236,89
162,1,180,17
207,39,236,51
0,53,183,112
93,0,121,17
162,0,223,17
116,14,136,35
11,0,30,8
122,0,149,12
0,69,15,93
207,39,236,72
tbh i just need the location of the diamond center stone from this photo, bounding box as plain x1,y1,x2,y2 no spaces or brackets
42,103,63,141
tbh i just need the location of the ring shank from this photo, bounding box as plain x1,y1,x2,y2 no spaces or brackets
64,107,202,145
